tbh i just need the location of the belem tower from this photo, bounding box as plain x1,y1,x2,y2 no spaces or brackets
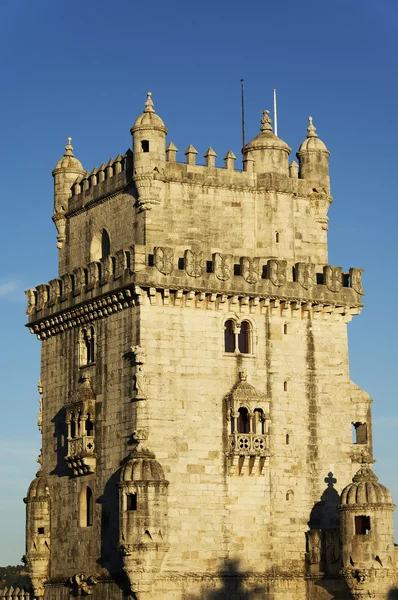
17,92,398,599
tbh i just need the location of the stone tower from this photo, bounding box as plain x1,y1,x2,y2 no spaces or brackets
23,93,398,599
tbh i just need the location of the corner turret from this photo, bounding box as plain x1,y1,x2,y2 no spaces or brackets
339,464,396,599
243,110,291,175
52,138,85,249
23,469,51,599
131,92,167,169
297,117,330,193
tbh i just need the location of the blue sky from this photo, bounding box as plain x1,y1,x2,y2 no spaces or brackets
0,0,397,565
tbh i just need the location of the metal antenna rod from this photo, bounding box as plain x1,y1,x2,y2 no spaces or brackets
240,79,245,158
273,89,278,137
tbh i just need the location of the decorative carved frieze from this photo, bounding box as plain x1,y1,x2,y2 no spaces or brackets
324,266,342,292
268,259,287,287
240,257,260,284
213,253,232,281
184,249,204,277
296,262,315,290
154,246,174,275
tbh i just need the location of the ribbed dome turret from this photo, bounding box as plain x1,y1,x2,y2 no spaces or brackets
53,138,84,172
297,116,329,154
340,466,394,506
25,471,50,501
120,447,166,483
243,110,291,175
131,92,167,135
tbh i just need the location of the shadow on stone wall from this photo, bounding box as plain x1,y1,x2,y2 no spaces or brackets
97,469,125,592
183,559,267,599
50,407,69,476
307,472,351,599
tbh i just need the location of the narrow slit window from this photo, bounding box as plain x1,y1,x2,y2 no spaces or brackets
286,433,290,445
86,487,93,527
284,381,288,392
355,515,370,535
284,323,288,335
224,320,235,353
86,415,94,436
101,229,110,259
276,232,280,243
127,493,137,511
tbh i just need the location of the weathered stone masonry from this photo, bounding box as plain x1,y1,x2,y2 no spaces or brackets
23,92,398,599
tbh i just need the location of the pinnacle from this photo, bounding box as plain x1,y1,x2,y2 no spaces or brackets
260,110,273,133
64,137,74,157
307,116,318,138
144,91,155,114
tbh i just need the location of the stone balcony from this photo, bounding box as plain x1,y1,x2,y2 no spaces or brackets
65,435,96,476
228,433,269,476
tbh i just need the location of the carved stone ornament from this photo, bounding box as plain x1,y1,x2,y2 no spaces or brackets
154,246,174,275
131,345,147,400
296,262,315,290
184,249,204,278
324,266,342,292
213,253,232,281
67,573,98,596
240,257,260,284
134,174,162,211
268,259,287,287
306,529,322,565
350,267,364,295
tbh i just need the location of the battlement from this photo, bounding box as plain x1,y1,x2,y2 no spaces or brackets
25,244,364,335
67,151,133,214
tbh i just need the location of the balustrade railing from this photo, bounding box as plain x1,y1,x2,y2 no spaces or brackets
229,433,269,456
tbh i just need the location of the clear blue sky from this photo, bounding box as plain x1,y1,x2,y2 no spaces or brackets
0,0,397,565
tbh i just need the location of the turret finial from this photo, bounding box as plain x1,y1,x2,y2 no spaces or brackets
144,92,155,114
260,110,273,133
64,137,74,157
307,116,318,139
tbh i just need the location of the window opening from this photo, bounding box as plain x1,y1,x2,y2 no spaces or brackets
276,232,280,243
141,140,150,152
101,230,110,259
355,515,370,535
238,321,251,354
286,433,290,445
127,493,137,511
224,320,236,353
81,326,95,365
286,490,294,502
70,418,76,439
352,422,367,444
284,380,288,392
253,409,265,434
284,323,288,335
237,407,250,434
86,487,93,527
86,415,94,436
37,527,45,535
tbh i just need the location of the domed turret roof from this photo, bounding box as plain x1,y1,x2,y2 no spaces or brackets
244,110,291,154
340,466,394,506
24,471,50,502
131,92,167,134
298,117,329,154
120,445,167,484
53,138,84,172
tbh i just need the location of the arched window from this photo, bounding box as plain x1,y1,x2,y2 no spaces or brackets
237,407,250,434
90,228,111,261
80,326,95,366
224,319,236,353
86,414,94,436
286,489,294,502
101,229,110,258
286,433,290,445
284,323,288,335
79,486,94,527
253,409,265,434
238,320,251,354
284,380,288,392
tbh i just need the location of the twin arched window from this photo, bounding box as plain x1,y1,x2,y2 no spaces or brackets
234,407,265,434
224,319,252,354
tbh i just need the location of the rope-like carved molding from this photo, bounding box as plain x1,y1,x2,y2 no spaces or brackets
29,287,135,340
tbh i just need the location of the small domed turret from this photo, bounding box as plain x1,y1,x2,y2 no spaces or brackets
24,471,51,599
118,442,169,598
52,138,85,214
296,117,330,192
243,110,291,175
339,465,396,599
131,92,168,168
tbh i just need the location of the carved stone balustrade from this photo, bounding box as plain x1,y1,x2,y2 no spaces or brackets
229,433,269,456
65,435,96,476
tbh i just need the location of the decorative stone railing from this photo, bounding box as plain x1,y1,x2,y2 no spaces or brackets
229,433,269,456
65,435,96,476
0,589,33,599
